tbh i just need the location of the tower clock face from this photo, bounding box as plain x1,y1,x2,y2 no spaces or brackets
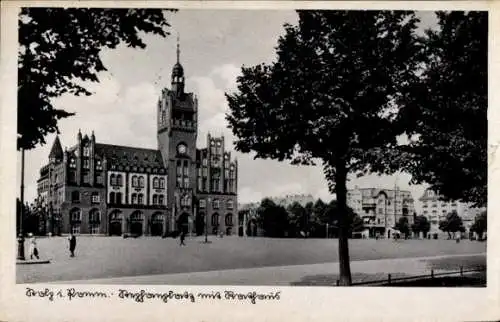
177,143,187,155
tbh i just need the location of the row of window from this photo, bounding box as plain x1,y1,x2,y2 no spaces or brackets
71,191,100,204
70,208,100,222
68,171,104,185
206,213,233,226
422,203,457,208
110,174,166,189
69,158,103,171
110,192,165,206
199,199,234,210
423,210,451,215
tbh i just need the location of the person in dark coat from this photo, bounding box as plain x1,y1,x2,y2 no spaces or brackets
68,233,77,257
179,230,186,246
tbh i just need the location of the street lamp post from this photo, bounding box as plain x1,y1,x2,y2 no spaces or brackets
17,147,26,260
204,197,210,243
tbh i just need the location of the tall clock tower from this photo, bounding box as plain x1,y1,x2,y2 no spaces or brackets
157,38,198,231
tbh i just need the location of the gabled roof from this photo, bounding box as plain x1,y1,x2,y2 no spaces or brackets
94,143,165,169
49,136,63,159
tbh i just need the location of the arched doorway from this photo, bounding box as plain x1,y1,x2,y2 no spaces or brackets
177,212,189,234
225,213,233,236
196,212,205,236
211,213,220,235
130,211,144,236
109,210,123,236
150,213,164,236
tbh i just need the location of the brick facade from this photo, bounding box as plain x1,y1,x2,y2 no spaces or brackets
36,47,238,236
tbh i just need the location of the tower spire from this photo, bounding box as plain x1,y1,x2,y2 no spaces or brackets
176,33,180,63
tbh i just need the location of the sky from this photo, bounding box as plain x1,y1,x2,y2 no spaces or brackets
19,9,438,210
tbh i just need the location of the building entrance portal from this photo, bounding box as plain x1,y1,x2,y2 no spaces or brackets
151,213,165,236
109,211,123,236
130,212,144,236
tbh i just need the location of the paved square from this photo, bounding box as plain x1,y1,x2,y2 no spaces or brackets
17,236,486,284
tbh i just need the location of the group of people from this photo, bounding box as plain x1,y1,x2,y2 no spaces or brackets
25,233,77,259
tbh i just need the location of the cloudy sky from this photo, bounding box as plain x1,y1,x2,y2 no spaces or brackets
20,9,438,209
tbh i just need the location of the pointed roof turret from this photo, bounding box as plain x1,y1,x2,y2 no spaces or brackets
171,33,184,80
49,136,63,160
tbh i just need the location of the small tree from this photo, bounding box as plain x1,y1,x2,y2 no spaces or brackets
287,202,307,237
439,211,464,239
395,217,410,238
411,215,430,238
471,211,487,240
258,198,288,238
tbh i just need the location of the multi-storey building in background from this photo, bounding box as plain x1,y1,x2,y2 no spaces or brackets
419,188,482,238
347,186,415,238
35,44,238,236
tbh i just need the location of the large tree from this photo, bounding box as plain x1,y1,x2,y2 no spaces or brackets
398,11,487,207
18,8,175,150
226,10,421,285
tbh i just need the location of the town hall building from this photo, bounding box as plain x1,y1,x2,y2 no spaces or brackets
35,44,238,237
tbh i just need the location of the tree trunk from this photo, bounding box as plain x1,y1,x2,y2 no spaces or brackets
335,162,352,286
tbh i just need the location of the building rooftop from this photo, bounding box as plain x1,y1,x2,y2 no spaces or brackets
94,143,165,169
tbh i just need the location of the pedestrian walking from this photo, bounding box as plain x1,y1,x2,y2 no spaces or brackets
68,233,77,257
28,233,39,260
179,230,186,246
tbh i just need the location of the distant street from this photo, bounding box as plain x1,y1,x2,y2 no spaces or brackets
17,236,486,284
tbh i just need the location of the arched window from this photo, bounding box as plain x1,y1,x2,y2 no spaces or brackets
138,194,144,205
89,209,100,223
159,195,164,205
130,212,144,221
71,191,80,202
89,209,100,234
109,192,115,204
159,178,165,189
132,193,137,204
139,177,145,188
225,214,233,226
153,178,159,189
117,174,123,186
211,213,219,226
132,176,138,187
70,208,81,222
116,192,122,205
110,174,116,186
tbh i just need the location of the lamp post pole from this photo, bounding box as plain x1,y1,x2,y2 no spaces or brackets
17,147,26,260
204,197,210,243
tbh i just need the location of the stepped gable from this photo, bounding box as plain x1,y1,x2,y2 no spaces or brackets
94,143,165,169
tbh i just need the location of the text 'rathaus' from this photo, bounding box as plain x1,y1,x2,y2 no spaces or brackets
36,45,238,237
